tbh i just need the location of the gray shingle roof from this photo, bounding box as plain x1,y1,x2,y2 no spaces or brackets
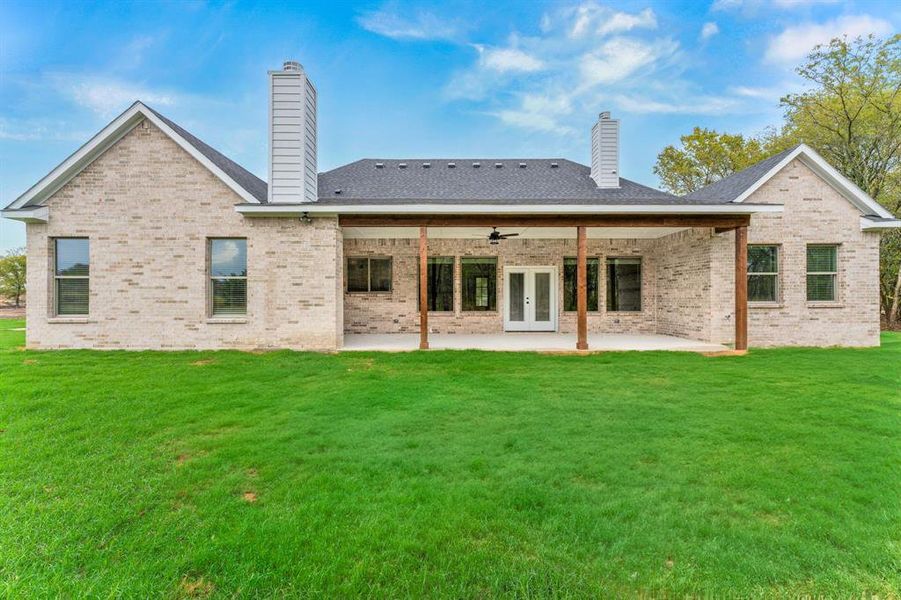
145,105,268,203
314,159,695,205
684,145,801,203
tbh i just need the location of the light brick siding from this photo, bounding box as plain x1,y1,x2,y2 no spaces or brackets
25,120,342,351
708,158,881,347
23,125,882,350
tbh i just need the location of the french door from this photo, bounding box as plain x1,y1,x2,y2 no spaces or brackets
504,267,557,332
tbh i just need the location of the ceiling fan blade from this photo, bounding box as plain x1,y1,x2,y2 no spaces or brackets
500,233,519,238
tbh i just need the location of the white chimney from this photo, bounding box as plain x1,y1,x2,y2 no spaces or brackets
590,111,619,188
268,60,317,203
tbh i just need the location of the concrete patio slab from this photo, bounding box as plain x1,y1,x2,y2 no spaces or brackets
342,333,728,353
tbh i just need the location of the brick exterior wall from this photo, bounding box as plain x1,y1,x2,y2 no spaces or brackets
708,158,881,347
21,124,883,350
343,238,658,334
25,120,342,351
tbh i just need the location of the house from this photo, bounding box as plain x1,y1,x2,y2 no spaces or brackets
3,60,899,352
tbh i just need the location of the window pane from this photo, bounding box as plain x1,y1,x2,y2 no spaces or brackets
807,245,836,273
347,258,369,292
369,258,392,292
563,258,599,311
749,274,777,302
807,274,835,302
212,278,247,315
56,278,89,315
534,272,551,322
606,258,641,312
748,245,777,273
427,257,454,311
462,258,496,311
210,239,247,277
55,238,89,276
509,272,525,321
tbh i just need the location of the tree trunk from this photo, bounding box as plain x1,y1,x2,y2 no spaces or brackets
890,265,901,325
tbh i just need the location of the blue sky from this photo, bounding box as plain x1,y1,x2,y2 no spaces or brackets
1,0,899,251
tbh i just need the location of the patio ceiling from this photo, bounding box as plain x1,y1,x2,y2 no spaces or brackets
341,226,689,239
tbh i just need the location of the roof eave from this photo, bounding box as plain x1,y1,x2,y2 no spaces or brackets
236,202,784,217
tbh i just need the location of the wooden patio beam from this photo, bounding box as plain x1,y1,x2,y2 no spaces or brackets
419,226,429,350
576,226,588,350
339,214,751,229
734,226,748,352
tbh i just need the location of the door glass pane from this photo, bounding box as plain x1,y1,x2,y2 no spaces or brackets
509,272,525,321
534,272,550,322
426,257,454,311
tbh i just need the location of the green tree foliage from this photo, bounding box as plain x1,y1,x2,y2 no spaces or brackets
654,34,901,325
0,249,26,307
652,128,769,195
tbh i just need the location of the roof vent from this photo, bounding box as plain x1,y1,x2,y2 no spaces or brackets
495,162,503,168
398,163,407,169
448,162,456,168
550,162,559,168
334,189,342,195
519,162,527,168
422,162,431,168
472,162,481,168
375,162,384,169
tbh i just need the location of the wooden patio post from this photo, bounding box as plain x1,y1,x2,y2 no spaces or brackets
734,225,748,351
576,226,588,350
419,226,429,350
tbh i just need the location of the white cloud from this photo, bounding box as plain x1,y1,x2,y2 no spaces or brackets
357,5,460,41
579,37,678,86
45,74,177,117
765,15,893,64
561,3,657,39
597,8,657,37
713,0,838,10
476,46,544,73
0,117,91,142
700,22,720,40
613,94,740,114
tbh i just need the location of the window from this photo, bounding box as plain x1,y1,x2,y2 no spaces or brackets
209,238,247,316
347,257,392,292
606,257,642,312
807,245,838,302
421,257,454,312
748,245,779,302
563,257,599,312
54,238,89,315
461,257,496,311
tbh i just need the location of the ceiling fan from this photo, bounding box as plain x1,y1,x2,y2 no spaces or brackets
488,227,519,245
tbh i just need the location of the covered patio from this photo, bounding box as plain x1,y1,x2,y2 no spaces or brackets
343,332,728,353
339,212,754,353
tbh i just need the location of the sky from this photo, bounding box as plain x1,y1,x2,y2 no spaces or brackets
1,0,899,251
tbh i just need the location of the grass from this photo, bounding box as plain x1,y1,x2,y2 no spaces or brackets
1,319,899,597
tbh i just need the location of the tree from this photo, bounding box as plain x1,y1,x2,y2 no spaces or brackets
0,249,26,307
780,35,901,326
655,34,901,326
653,127,770,195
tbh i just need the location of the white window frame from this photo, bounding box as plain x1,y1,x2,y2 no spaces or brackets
208,238,248,317
53,237,90,317
806,244,839,303
747,244,780,304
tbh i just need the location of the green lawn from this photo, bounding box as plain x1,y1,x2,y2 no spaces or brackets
1,319,899,597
